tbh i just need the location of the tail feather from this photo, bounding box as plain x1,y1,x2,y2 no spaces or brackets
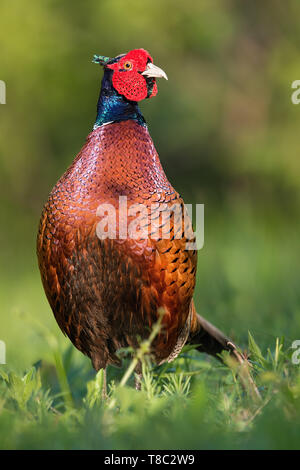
188,311,262,401
188,312,236,360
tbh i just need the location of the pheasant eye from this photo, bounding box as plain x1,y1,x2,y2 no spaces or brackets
123,61,133,70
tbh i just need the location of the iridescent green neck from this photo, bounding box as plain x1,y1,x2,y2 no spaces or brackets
94,69,145,129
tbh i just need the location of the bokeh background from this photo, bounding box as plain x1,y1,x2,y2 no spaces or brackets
0,0,299,372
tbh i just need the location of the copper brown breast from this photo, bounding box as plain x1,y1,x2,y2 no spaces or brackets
37,120,197,370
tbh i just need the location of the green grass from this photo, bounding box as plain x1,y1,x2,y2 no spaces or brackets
1,332,300,450
0,202,300,449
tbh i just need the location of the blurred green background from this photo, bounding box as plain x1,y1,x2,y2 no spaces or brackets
0,0,300,371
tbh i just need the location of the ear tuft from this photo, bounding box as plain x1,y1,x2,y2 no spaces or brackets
93,55,111,66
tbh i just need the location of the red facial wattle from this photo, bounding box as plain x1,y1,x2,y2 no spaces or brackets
107,49,158,102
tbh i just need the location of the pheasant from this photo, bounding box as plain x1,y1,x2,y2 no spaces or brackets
37,49,241,387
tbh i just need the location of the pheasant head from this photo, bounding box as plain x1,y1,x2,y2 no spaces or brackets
93,48,168,102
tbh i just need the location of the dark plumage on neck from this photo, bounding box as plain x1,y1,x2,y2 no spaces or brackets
94,68,146,129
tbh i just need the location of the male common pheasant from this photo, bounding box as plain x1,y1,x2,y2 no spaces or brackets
37,49,236,380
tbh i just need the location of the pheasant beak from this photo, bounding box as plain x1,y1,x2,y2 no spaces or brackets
142,62,168,80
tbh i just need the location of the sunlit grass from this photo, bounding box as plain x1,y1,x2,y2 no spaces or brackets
0,329,300,449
